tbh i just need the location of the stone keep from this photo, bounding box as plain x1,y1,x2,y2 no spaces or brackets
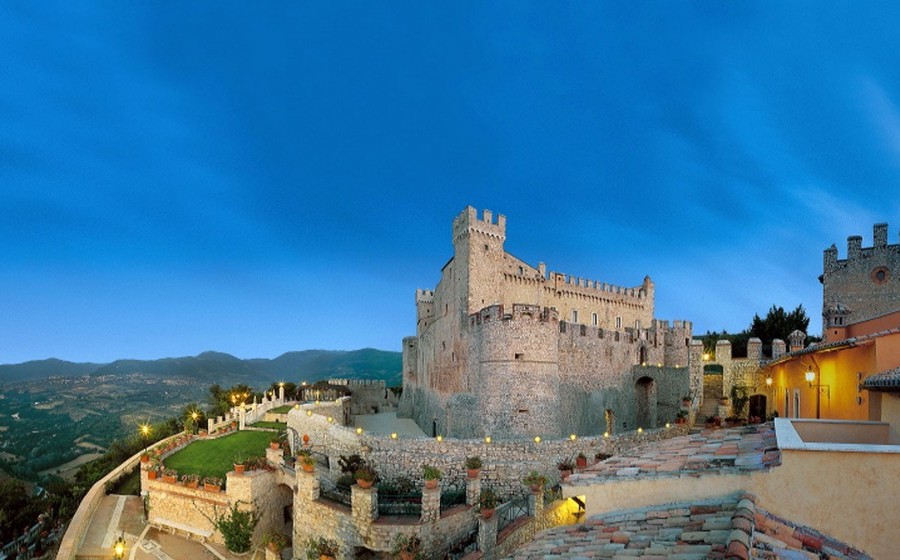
822,223,900,335
399,206,694,438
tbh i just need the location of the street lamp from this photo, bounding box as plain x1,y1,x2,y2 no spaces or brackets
114,535,125,559
139,423,151,453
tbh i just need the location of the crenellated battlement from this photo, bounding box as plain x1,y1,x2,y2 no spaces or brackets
824,223,900,272
452,206,506,244
549,273,653,301
415,289,435,303
469,304,559,327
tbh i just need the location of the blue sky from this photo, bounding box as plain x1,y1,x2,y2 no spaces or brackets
2,3,900,364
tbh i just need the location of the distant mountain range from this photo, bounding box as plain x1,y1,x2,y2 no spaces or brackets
0,348,402,386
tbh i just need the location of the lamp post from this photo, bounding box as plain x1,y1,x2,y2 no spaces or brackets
139,423,151,453
114,535,125,559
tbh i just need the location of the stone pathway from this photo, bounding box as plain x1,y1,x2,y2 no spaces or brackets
569,424,781,485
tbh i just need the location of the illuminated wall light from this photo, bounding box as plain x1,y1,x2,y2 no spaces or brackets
306,410,312,417
569,434,577,441
390,432,398,439
356,427,363,434
766,377,773,386
533,436,541,443
315,400,320,406
327,416,334,423
637,427,643,433
665,423,671,429
436,435,443,442
484,436,492,444
603,432,609,438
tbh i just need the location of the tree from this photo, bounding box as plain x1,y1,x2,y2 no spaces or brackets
749,304,812,344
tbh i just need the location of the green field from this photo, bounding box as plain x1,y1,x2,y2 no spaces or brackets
269,405,294,414
163,431,273,480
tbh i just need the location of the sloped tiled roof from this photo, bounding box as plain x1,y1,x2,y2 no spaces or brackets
862,366,900,391
508,493,870,560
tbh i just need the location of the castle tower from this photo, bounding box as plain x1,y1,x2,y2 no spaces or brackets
820,223,900,334
452,206,507,315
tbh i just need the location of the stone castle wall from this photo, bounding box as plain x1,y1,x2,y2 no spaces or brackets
288,405,690,500
822,223,900,332
401,206,693,439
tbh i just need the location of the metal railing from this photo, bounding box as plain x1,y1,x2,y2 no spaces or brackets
440,483,467,514
377,493,422,517
497,495,530,534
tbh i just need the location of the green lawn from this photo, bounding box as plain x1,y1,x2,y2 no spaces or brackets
163,431,273,480
250,421,287,430
269,405,294,414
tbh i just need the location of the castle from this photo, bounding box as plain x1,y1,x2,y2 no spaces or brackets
821,222,900,341
399,206,698,438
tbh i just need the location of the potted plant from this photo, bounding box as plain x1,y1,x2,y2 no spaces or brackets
522,471,546,493
464,456,482,478
478,487,499,519
306,536,339,560
297,449,316,472
354,462,378,489
575,452,588,468
594,452,612,462
270,437,281,450
162,468,178,484
392,534,422,560
262,530,287,553
140,453,150,464
675,410,688,424
422,465,442,489
234,460,246,475
557,457,574,480
147,464,160,480
202,476,223,492
182,473,200,488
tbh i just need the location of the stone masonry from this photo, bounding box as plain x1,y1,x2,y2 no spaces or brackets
822,223,900,334
400,206,695,439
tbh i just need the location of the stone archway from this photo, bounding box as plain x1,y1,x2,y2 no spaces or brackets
635,376,656,429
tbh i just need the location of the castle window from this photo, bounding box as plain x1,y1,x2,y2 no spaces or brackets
444,303,448,315
615,316,622,329
872,267,889,284
572,310,578,323
591,313,598,326
484,244,489,251
442,341,446,351
635,320,641,330
515,353,524,360
518,266,524,276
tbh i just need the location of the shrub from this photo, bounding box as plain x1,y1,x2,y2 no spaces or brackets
208,502,258,553
464,456,482,469
522,471,546,487
478,487,498,510
306,537,339,559
557,457,575,470
422,465,442,480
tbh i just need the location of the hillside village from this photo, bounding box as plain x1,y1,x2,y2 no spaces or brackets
29,208,899,560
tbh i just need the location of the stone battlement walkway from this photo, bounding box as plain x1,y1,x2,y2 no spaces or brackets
568,423,781,484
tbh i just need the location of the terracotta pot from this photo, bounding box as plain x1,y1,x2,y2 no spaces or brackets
147,470,158,480
424,479,438,489
675,417,686,425
234,463,245,475
162,475,177,484
185,481,198,489
466,468,480,479
303,434,310,445
399,551,415,560
302,463,315,473
575,457,588,468
357,479,374,489
140,454,150,463
481,508,495,519
270,442,280,450
268,542,281,552
204,483,220,492
320,555,335,560
529,483,542,493
559,469,572,480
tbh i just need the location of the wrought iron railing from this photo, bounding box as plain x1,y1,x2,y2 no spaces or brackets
497,495,530,534
377,493,422,517
440,483,467,514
